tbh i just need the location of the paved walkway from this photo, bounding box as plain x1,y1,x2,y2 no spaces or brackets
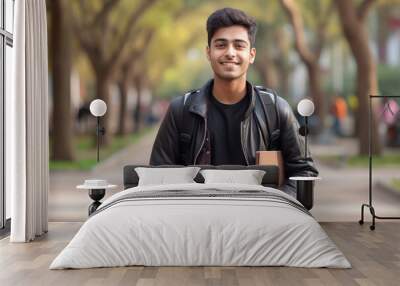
311,137,400,221
49,128,158,221
49,130,400,223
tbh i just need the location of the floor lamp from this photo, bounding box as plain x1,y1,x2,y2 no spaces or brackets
86,99,108,215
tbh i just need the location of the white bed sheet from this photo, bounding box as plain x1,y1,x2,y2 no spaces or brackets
50,183,351,269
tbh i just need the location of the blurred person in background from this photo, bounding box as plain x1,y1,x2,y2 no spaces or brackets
379,99,400,147
330,95,348,137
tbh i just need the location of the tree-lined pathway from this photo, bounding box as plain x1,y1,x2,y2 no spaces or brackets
49,130,400,223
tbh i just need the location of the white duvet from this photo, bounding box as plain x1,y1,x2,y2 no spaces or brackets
50,183,351,269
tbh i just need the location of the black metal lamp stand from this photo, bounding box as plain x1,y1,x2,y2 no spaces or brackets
304,116,308,158
296,116,315,209
359,95,400,230
88,117,106,216
296,179,314,210
96,116,106,163
88,189,105,215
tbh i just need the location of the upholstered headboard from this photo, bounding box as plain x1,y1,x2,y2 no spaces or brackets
123,165,280,190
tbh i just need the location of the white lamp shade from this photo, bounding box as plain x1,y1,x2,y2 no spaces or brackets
90,99,107,117
297,99,315,117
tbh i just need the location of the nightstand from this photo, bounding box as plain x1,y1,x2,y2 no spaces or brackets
77,180,117,215
289,176,321,210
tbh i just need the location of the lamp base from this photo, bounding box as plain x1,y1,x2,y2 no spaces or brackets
296,181,314,210
88,189,105,215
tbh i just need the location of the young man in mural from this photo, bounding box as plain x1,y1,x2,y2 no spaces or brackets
150,7,318,197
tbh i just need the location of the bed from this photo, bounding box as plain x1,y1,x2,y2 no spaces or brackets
50,165,350,269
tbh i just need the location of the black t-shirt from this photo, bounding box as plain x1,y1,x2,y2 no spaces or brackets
207,85,250,165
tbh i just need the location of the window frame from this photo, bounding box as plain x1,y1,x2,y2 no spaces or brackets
1,0,14,233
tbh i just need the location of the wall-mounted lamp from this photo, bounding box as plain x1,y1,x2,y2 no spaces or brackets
297,99,315,160
90,99,107,162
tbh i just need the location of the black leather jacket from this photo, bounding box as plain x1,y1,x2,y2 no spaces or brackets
150,80,318,196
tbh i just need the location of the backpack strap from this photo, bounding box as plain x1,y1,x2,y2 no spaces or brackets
177,89,199,135
254,86,281,150
176,89,199,163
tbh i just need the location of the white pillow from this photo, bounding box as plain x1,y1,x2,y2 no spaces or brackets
200,169,266,185
135,167,200,186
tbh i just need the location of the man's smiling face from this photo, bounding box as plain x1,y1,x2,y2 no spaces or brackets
206,25,256,81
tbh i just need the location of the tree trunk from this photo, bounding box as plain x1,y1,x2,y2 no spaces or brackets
133,77,142,133
377,6,390,64
274,28,291,98
307,61,325,127
50,0,74,160
276,62,290,98
117,80,128,136
254,55,278,89
335,0,381,155
280,0,326,128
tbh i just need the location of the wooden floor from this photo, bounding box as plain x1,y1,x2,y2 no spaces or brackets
0,222,399,286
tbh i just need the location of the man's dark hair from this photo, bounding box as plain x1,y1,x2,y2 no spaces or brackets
206,7,257,47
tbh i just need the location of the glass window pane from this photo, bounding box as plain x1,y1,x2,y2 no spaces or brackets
5,43,12,220
0,0,3,30
0,37,3,227
5,0,14,33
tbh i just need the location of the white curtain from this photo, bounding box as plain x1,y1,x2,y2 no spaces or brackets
7,0,49,242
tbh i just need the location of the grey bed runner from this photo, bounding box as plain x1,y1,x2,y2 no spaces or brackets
91,189,311,217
